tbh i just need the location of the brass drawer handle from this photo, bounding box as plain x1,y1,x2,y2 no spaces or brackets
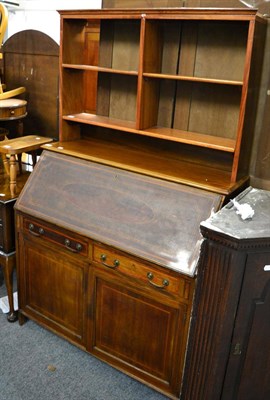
100,254,120,269
147,272,169,289
64,238,82,253
29,223,44,237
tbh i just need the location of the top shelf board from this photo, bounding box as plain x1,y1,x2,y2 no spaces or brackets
58,8,261,22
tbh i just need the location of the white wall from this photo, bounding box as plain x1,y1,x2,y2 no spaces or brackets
5,0,102,44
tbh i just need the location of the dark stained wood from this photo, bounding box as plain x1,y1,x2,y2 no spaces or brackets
181,242,247,399
0,199,15,254
3,30,59,140
182,187,270,400
0,251,16,322
222,252,270,399
249,20,270,190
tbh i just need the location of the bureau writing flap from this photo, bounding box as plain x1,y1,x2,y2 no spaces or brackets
15,150,222,276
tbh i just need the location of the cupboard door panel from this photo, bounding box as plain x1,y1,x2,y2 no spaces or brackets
20,237,87,345
222,252,270,400
90,272,188,396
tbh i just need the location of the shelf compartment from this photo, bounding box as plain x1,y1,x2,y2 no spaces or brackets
61,68,138,124
140,78,242,141
99,19,141,72
143,20,248,82
62,18,141,73
62,113,235,152
96,73,138,123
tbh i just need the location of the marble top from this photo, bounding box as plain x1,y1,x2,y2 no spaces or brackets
201,187,270,240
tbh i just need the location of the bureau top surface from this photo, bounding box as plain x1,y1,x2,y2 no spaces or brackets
15,151,221,276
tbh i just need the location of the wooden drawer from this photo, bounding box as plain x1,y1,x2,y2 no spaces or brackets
23,218,88,257
93,244,193,301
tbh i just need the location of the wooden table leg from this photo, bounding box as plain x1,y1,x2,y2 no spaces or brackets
3,154,10,176
0,253,17,322
9,154,17,196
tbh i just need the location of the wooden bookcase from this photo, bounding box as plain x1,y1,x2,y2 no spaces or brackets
45,8,266,196
16,8,267,399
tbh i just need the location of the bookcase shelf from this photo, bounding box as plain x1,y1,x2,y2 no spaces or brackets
143,73,243,86
63,64,139,76
63,113,236,152
56,8,266,194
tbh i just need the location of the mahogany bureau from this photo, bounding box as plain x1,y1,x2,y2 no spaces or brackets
15,150,222,399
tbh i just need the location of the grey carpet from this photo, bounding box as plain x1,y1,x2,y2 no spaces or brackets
0,274,168,400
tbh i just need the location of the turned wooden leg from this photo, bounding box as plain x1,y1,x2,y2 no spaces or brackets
3,154,10,176
9,154,17,196
1,253,17,322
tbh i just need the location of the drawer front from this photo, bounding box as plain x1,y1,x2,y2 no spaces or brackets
23,218,88,257
93,244,193,301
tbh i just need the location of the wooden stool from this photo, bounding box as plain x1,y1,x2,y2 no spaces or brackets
0,135,53,196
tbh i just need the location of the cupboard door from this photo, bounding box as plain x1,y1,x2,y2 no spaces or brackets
88,269,188,397
222,252,270,400
18,235,88,346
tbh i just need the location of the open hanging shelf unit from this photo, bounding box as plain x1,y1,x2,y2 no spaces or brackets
46,8,266,195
